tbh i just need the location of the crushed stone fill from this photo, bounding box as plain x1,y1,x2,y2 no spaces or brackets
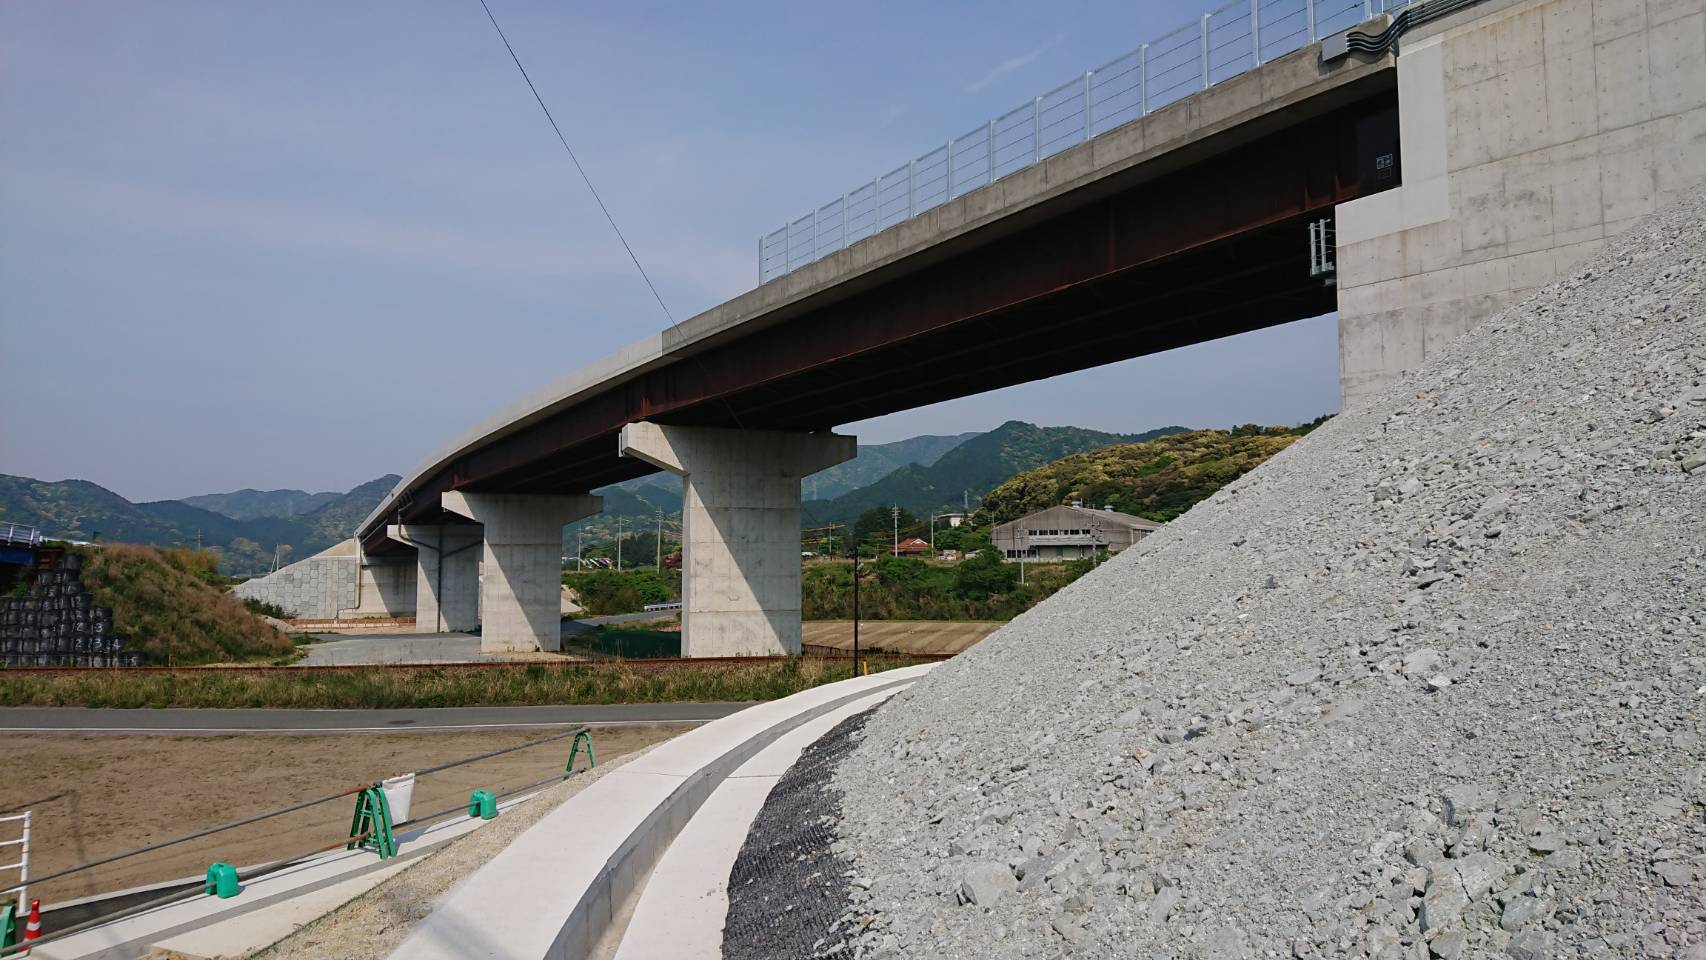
825,190,1706,960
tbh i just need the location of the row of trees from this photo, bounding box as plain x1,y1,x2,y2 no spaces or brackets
804,507,993,558
800,551,1104,621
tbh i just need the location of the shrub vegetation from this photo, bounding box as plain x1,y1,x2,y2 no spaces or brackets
978,420,1330,524
73,544,295,665
562,568,680,615
0,656,926,709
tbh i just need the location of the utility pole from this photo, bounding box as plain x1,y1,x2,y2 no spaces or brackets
850,526,861,676
617,517,623,570
655,510,663,572
576,527,583,569
891,505,899,557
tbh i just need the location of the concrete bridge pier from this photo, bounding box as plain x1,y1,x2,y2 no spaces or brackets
440,492,601,653
387,524,481,633
619,422,856,657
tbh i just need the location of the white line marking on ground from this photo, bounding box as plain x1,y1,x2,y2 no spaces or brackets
0,720,711,734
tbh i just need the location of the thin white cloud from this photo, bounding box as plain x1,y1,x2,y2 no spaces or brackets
965,32,1067,94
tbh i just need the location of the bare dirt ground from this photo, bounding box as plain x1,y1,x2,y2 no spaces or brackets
2,725,689,905
802,620,1000,655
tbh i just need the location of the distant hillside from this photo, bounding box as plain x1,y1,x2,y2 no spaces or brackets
292,475,400,545
569,430,982,548
978,419,1330,525
0,473,397,576
181,487,341,520
803,432,978,501
803,421,1189,527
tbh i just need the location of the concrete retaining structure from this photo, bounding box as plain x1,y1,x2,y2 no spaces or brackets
1336,0,1706,406
234,541,357,619
233,539,417,620
387,664,934,960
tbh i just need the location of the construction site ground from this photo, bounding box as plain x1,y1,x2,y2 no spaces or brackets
4,725,689,907
801,620,1000,656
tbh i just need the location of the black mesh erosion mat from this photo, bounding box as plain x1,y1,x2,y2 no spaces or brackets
722,708,873,960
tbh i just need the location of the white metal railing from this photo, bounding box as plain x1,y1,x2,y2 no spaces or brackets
0,524,43,547
2,811,29,923
760,0,1406,283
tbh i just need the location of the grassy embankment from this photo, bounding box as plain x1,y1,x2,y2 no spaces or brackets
0,656,928,709
74,544,299,664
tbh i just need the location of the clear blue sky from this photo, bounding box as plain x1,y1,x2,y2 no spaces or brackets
0,1,1340,502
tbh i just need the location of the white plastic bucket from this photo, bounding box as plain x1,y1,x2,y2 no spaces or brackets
381,773,416,823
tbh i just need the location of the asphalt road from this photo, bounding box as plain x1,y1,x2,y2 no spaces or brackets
0,702,753,734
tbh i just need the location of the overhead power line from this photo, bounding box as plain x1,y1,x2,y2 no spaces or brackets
477,0,675,323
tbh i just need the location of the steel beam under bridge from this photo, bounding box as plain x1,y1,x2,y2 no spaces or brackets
364,87,1396,551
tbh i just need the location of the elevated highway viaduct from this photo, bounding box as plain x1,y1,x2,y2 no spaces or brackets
356,0,1706,657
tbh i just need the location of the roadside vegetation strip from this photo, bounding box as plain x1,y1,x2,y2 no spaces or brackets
0,657,933,709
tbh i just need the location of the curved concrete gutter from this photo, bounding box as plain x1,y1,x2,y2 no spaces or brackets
613,686,904,959
388,665,933,960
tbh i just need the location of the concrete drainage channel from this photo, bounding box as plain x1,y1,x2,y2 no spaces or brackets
388,665,934,960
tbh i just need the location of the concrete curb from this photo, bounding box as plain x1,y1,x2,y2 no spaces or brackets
388,665,934,960
613,687,905,959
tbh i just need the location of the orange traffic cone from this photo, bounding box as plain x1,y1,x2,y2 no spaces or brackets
22,898,41,948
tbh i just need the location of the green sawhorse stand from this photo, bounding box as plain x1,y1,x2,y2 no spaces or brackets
565,728,595,778
347,785,398,859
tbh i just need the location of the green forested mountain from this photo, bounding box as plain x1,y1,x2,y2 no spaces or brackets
802,421,1188,527
180,487,342,520
801,432,979,501
978,420,1330,525
0,473,398,576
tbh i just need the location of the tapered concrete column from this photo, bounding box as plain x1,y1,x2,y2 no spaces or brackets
440,492,602,653
388,524,481,633
619,423,856,657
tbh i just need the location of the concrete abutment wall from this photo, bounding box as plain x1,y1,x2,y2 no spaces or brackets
1337,0,1706,406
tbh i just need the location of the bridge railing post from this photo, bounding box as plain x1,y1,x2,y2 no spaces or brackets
1251,0,1261,66
907,159,916,218
1139,43,1148,115
987,119,996,183
1082,71,1092,140
945,138,955,200
1201,13,1212,89
1031,96,1041,162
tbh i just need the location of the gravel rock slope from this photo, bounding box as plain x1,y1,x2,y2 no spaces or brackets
830,191,1706,960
